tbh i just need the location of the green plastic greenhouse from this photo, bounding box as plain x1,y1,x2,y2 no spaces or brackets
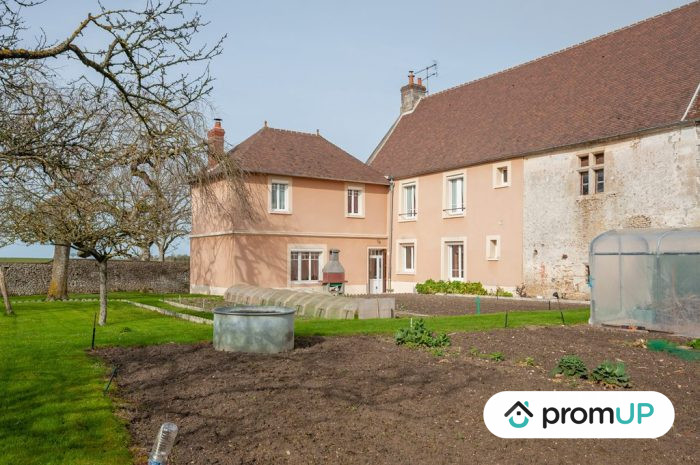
589,228,700,337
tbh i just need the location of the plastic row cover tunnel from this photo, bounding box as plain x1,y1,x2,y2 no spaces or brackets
589,228,700,337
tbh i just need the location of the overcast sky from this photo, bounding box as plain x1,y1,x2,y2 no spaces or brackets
1,0,689,258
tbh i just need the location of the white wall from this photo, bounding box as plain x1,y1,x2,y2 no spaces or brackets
523,125,700,299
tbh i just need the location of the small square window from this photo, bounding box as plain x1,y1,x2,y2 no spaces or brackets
493,162,511,188
595,153,604,165
486,236,501,260
579,155,589,168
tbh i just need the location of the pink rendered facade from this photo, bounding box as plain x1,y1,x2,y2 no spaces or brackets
190,174,390,295
190,159,525,295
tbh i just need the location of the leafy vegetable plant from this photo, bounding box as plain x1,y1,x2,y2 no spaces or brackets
552,355,588,378
395,319,451,348
591,361,631,387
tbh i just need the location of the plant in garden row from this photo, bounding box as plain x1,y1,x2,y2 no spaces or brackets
552,355,588,378
552,355,632,387
395,319,450,348
590,361,631,387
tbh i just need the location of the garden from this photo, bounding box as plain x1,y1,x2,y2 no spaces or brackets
1,293,697,464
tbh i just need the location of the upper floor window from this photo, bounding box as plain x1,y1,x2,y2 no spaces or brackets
492,161,512,188
399,181,417,220
270,178,290,213
346,185,364,217
444,173,465,216
578,152,605,195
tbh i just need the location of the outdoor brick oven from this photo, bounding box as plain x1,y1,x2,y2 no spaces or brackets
321,249,346,294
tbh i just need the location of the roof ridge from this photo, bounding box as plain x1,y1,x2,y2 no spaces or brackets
424,1,697,100
264,126,319,137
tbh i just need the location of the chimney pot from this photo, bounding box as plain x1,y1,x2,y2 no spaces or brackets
207,119,225,168
400,71,427,114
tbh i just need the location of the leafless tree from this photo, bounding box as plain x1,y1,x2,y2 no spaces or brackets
0,1,252,304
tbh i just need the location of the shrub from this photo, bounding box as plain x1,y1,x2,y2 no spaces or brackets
395,319,451,348
552,355,588,378
415,279,488,295
491,287,514,297
688,339,700,350
591,361,631,387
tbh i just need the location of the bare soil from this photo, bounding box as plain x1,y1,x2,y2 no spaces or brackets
388,293,585,316
99,326,698,465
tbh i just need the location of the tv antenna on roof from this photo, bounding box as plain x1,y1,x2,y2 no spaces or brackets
414,60,438,93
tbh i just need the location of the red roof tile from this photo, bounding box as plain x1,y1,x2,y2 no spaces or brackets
369,2,700,178
227,126,388,185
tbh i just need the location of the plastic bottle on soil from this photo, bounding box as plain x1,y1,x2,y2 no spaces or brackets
147,422,179,465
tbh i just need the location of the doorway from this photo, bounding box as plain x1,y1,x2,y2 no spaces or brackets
368,248,386,294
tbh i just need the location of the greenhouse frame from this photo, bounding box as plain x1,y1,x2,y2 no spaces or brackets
589,228,700,337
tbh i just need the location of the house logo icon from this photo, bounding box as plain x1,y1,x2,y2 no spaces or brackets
504,401,533,428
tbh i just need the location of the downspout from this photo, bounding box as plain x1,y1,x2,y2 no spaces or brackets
387,176,394,292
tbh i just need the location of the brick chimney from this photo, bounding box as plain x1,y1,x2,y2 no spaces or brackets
207,118,225,168
400,71,426,114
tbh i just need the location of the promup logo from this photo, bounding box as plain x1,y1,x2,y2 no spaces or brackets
484,391,674,438
504,401,532,428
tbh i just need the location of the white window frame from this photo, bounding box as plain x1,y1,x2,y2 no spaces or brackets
398,179,418,222
287,244,326,285
441,237,467,281
345,183,365,218
486,235,501,261
492,161,512,189
268,177,292,214
442,171,466,218
396,239,416,274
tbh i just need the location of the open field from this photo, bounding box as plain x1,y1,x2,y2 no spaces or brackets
102,325,698,464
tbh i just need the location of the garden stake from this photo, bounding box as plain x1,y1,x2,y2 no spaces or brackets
91,312,97,350
104,365,119,395
504,309,509,328
475,296,481,315
552,292,565,325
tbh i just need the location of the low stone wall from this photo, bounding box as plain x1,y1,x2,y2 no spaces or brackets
224,284,395,319
2,259,189,296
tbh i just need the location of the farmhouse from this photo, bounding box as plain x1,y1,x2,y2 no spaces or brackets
191,3,700,298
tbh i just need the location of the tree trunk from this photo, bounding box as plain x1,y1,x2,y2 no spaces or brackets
98,259,108,326
0,266,14,316
46,243,70,300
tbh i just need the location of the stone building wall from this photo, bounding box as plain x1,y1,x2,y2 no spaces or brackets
2,259,189,296
522,124,700,300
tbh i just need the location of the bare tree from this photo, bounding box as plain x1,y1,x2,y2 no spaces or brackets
1,0,224,130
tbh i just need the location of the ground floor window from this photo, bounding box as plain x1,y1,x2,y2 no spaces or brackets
290,251,321,282
446,242,464,280
400,243,415,273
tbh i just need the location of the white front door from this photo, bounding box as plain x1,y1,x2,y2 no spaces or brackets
369,252,383,294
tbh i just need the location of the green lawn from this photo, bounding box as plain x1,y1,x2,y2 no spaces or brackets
0,294,589,464
0,298,212,465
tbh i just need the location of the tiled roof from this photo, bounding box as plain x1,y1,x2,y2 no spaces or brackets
369,2,700,178
226,126,388,185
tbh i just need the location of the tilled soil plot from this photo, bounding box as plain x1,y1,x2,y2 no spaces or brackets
388,293,585,316
100,326,698,465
